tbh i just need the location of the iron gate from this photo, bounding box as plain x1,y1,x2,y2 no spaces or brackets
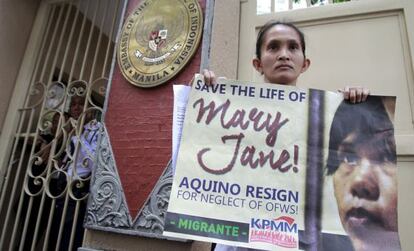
0,0,124,250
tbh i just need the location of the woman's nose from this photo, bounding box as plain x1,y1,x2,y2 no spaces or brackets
277,47,290,60
350,159,380,200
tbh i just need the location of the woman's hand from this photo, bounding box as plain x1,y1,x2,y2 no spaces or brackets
338,86,370,103
202,69,217,86
187,69,218,86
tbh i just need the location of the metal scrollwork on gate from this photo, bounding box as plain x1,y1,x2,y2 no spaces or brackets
86,127,132,229
85,126,175,239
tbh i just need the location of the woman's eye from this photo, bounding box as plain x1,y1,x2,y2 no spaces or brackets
341,153,358,166
289,44,299,50
380,155,396,165
268,43,278,51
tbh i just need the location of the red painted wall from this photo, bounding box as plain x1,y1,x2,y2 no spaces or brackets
106,0,205,218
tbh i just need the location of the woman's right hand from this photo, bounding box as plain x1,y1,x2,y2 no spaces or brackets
188,69,218,86
202,69,217,86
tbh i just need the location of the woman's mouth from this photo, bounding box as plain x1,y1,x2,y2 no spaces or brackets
275,64,293,70
346,207,382,229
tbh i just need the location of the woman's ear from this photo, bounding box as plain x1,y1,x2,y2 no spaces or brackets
252,58,263,74
301,58,311,73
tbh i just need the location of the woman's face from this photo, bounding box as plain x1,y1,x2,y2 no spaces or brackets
253,25,310,86
333,132,398,246
69,96,85,120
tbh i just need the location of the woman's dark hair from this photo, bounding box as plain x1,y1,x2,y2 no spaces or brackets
255,21,306,59
326,96,396,175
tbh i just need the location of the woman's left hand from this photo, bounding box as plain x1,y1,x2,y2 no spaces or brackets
338,86,370,103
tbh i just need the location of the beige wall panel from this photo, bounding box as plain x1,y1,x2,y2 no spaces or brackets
0,0,40,134
237,0,257,83
209,0,240,79
296,14,414,152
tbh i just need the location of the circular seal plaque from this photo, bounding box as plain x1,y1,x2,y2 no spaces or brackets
117,0,203,88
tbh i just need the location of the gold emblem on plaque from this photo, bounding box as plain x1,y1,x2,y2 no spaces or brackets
117,0,203,88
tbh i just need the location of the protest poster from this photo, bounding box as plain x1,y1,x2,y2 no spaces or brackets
164,74,400,251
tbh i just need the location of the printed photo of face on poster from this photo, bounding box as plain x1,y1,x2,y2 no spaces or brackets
321,95,401,251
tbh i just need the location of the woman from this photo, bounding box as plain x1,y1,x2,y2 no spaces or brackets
182,21,371,251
